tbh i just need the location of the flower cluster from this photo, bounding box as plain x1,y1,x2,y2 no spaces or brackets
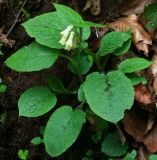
59,25,80,51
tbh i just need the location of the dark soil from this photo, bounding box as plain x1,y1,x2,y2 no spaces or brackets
0,0,121,159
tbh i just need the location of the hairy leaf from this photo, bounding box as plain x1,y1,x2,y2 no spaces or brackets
23,12,65,49
83,71,134,123
99,31,131,56
101,131,128,157
5,42,59,72
18,86,57,117
44,106,86,157
142,3,157,29
119,58,152,73
114,39,131,56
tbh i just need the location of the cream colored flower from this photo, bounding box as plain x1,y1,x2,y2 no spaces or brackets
59,25,73,45
65,31,75,51
59,25,80,51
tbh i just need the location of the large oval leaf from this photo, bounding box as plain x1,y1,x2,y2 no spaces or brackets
5,42,59,72
22,12,91,49
44,106,86,157
18,86,57,117
23,12,65,49
83,71,134,123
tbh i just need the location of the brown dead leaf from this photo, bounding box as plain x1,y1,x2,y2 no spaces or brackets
83,0,101,16
109,14,152,56
144,124,157,153
137,145,150,160
124,110,148,142
151,52,157,77
0,34,15,47
134,84,153,106
119,0,156,16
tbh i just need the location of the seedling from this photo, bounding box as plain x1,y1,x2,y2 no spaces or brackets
18,149,29,160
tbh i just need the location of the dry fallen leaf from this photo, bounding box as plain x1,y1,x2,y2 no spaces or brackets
109,14,152,56
119,0,156,16
124,110,148,142
134,84,153,106
144,124,157,153
83,0,101,15
137,145,150,160
0,34,15,47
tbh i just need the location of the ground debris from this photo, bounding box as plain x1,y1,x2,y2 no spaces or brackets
83,0,101,15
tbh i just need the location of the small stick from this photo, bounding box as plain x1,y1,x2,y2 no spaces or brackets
6,0,28,37
116,124,126,145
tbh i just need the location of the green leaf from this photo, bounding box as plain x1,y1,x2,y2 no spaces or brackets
101,131,128,157
114,39,131,56
142,3,157,29
123,150,137,160
54,3,83,26
149,154,157,160
31,137,42,145
81,27,91,41
0,50,3,55
83,71,134,123
99,31,131,56
18,149,29,160
48,75,67,93
23,12,91,49
119,58,152,73
18,86,57,117
44,106,86,157
23,12,65,49
68,54,93,75
54,3,105,28
0,84,7,93
5,42,59,72
80,21,106,28
78,83,86,102
127,74,147,86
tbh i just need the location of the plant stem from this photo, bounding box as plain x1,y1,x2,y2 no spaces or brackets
95,52,102,72
59,53,84,82
83,49,102,72
55,90,77,95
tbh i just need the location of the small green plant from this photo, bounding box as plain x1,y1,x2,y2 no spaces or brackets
0,77,7,93
18,149,29,160
142,2,157,29
5,3,152,158
31,136,43,145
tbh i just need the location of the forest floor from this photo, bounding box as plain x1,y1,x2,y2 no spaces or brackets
1,0,156,160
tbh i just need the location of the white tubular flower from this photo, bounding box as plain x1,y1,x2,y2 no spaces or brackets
59,25,73,45
65,31,75,51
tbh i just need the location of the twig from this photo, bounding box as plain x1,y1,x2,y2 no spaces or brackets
6,0,28,37
116,124,126,145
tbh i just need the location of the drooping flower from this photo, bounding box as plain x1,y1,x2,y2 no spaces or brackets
59,25,73,45
59,25,80,51
65,31,75,51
